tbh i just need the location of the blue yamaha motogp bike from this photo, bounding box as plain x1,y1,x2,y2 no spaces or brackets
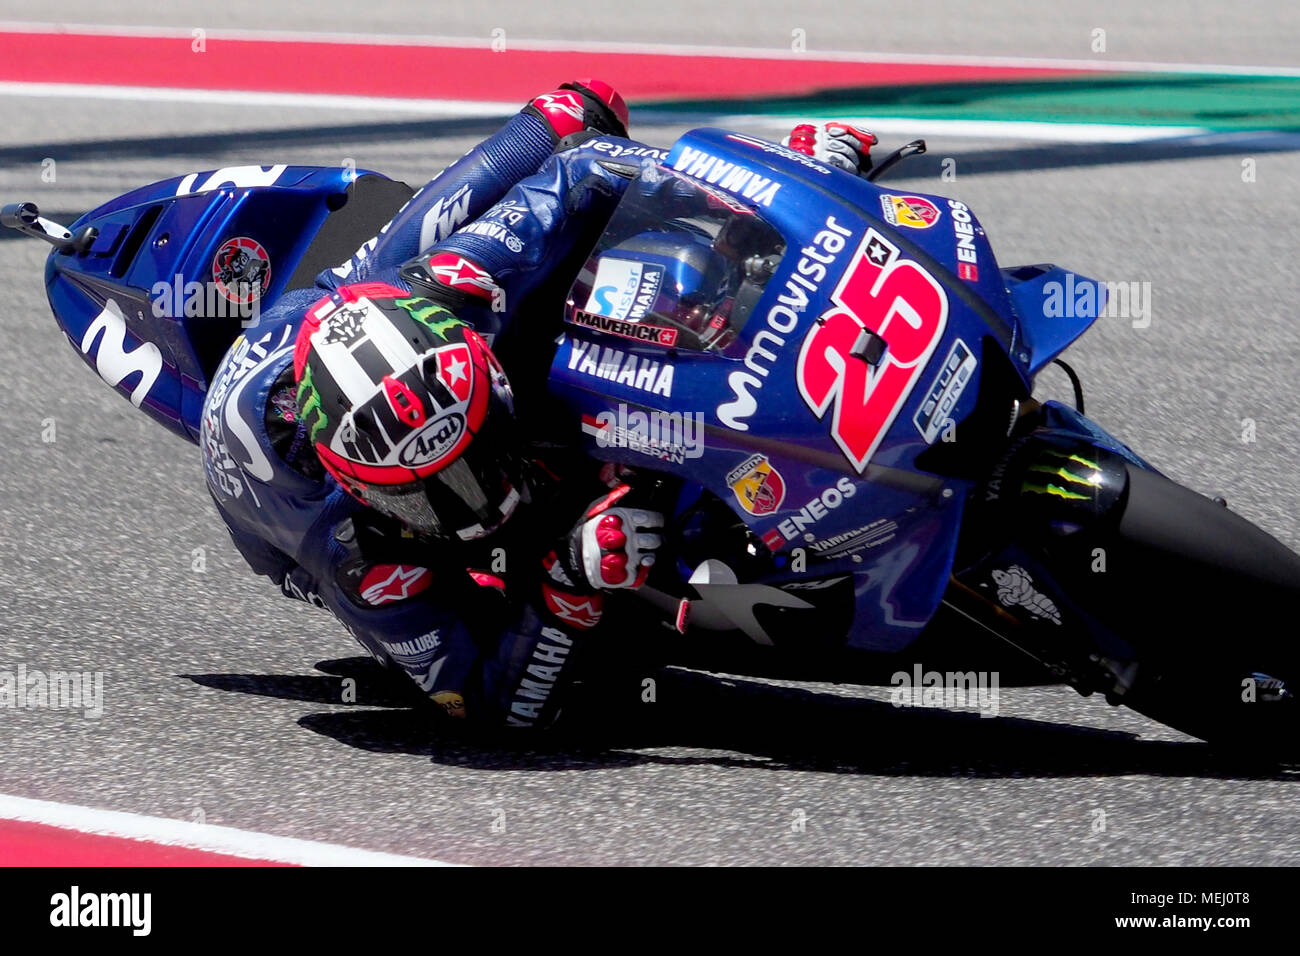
8,128,1299,756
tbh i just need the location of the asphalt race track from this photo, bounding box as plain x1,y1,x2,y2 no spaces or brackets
2,1,1300,865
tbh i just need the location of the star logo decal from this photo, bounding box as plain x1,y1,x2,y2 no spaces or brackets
435,344,474,402
360,564,432,606
866,236,892,265
542,586,604,629
424,254,498,299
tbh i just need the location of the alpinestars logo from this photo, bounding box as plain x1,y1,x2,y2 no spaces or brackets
541,584,604,629
532,91,586,137
533,91,584,121
424,253,497,300
359,564,432,606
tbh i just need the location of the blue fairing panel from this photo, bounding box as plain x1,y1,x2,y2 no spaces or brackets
1004,264,1108,377
42,165,391,444
549,128,1036,651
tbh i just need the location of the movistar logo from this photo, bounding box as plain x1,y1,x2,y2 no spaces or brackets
79,299,163,408
1021,452,1101,501
592,286,619,314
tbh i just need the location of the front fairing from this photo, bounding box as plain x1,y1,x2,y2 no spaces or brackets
550,129,1035,650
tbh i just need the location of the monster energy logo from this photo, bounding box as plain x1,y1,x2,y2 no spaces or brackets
296,364,328,442
1021,451,1101,501
394,297,463,339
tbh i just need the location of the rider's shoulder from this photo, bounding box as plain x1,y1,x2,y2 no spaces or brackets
200,311,323,504
557,133,668,165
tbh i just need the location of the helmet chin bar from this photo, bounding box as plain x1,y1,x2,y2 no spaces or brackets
455,483,522,541
323,453,525,543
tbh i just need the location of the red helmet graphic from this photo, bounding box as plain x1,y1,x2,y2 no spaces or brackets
293,283,522,539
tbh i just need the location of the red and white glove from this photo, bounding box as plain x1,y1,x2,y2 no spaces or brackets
538,486,662,630
783,122,877,176
526,78,630,142
573,485,664,590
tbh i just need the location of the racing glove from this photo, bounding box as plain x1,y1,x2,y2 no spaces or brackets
783,122,877,176
525,78,630,144
559,484,665,587
576,497,664,590
536,485,661,630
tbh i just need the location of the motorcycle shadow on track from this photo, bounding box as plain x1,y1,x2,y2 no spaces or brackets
182,641,1299,782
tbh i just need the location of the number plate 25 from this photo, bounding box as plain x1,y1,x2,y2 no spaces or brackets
797,228,949,472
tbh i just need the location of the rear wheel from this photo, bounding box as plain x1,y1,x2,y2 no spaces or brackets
958,430,1300,760
1077,466,1300,757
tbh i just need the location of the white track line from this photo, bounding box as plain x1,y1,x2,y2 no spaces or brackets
0,793,457,866
2,19,1299,76
0,81,517,114
0,82,1219,144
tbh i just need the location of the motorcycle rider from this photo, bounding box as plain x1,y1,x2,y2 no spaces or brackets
201,78,875,730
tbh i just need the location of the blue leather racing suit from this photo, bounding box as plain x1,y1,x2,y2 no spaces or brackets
200,91,666,729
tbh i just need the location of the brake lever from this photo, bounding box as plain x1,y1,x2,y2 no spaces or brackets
865,139,927,183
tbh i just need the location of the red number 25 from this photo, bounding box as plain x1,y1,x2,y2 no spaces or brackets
797,229,949,472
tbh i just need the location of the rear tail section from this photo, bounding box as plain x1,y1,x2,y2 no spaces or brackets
17,166,411,443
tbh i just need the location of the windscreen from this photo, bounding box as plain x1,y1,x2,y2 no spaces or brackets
565,163,786,352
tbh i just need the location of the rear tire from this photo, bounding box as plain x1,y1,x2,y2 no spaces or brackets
1051,466,1300,759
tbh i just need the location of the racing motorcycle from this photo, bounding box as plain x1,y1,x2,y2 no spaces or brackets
7,127,1299,757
